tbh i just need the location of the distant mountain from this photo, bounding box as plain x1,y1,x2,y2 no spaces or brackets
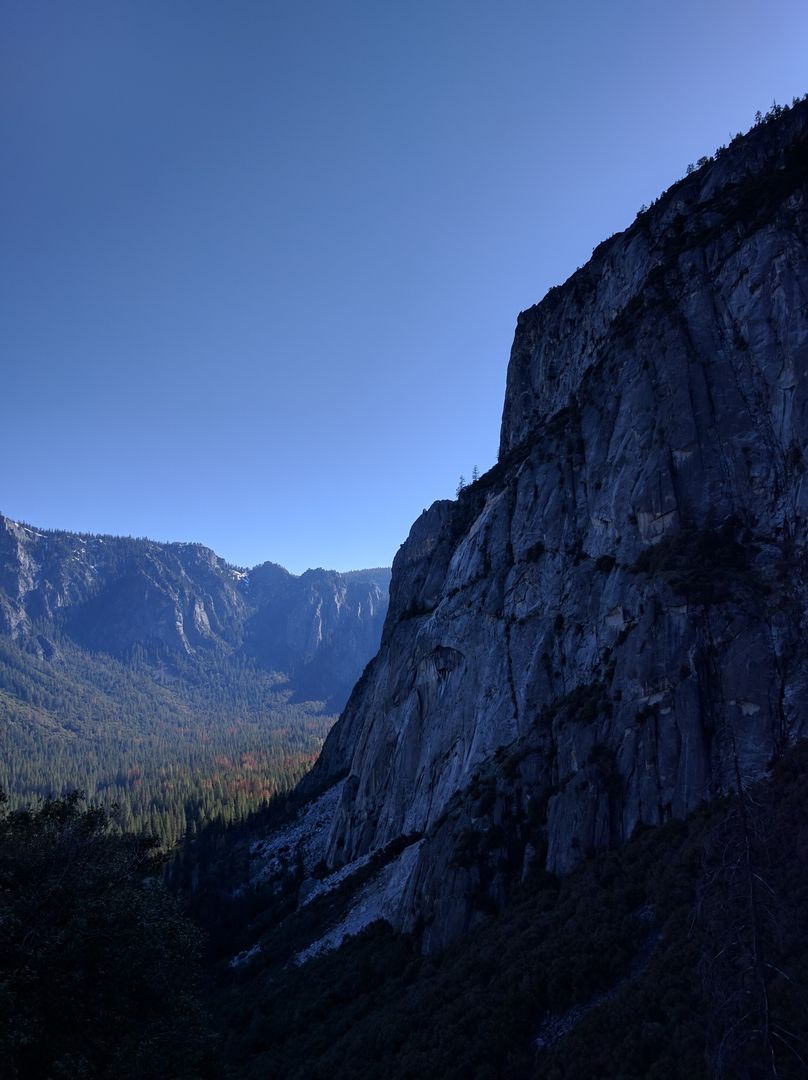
341,567,394,590
0,513,390,841
0,515,388,705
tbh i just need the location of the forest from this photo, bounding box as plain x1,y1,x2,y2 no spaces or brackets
0,634,335,846
0,790,215,1078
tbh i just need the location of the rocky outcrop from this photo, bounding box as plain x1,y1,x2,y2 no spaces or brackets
308,101,808,950
244,566,392,704
0,515,390,709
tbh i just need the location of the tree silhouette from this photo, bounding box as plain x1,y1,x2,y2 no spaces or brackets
0,791,214,1078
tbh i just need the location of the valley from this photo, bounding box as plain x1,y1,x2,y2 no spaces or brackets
0,514,389,842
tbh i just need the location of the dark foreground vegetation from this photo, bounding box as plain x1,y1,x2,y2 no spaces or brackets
3,746,808,1079
0,791,216,1079
212,742,808,1080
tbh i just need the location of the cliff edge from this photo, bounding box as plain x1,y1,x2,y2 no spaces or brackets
306,100,808,950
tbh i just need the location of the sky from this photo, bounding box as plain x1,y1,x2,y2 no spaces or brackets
2,1,807,573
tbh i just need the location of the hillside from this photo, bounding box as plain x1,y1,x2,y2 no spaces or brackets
0,514,389,842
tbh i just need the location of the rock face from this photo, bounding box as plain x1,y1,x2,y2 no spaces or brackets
308,102,808,950
0,515,390,709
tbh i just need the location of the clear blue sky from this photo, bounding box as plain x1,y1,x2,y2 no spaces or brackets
2,1,806,573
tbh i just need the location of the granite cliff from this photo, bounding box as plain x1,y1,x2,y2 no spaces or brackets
295,100,808,951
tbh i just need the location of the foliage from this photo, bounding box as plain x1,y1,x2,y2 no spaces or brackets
216,741,808,1080
0,635,334,847
631,521,758,606
643,95,808,224
0,791,215,1079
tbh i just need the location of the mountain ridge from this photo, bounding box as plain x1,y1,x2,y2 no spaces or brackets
0,511,390,841
0,511,389,702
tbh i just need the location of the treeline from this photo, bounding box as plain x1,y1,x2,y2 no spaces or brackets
635,93,808,218
0,635,334,847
